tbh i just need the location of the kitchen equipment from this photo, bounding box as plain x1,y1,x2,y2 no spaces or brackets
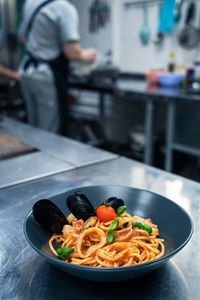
194,60,200,81
153,0,176,45
178,1,199,49
152,1,167,45
168,51,176,72
89,0,110,33
152,32,164,45
145,70,168,84
24,185,193,282
174,0,184,23
157,72,185,86
139,4,150,45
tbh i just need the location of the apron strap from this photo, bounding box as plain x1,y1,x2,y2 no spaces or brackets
25,0,58,40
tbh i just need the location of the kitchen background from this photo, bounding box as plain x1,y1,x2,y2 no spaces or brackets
71,0,200,72
1,0,200,181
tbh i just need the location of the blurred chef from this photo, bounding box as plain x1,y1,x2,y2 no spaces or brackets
18,0,96,133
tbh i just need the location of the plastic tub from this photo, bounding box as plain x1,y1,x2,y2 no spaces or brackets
157,73,185,86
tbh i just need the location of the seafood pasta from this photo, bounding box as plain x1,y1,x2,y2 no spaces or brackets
49,210,165,267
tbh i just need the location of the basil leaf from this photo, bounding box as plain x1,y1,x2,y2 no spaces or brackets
132,221,142,228
56,247,74,260
117,206,127,216
141,224,152,234
110,218,119,231
107,231,116,244
62,248,74,259
56,248,63,255
132,222,152,234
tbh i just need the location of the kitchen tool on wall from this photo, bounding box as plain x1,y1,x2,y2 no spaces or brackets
174,0,184,23
178,1,199,49
89,0,110,34
153,0,176,45
139,3,150,45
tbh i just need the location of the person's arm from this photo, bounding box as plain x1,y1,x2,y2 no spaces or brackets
62,42,96,63
0,65,21,81
59,4,96,63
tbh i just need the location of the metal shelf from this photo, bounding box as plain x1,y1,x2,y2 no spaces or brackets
172,143,200,157
124,0,198,9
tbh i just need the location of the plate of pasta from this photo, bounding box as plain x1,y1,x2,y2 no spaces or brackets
24,185,193,282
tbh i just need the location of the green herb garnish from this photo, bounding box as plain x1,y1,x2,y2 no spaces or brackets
110,218,119,231
107,231,116,244
56,247,74,260
142,224,152,234
132,222,152,234
117,206,127,216
132,221,143,229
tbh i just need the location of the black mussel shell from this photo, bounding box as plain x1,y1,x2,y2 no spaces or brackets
32,199,68,234
66,191,96,221
33,199,59,210
103,197,124,212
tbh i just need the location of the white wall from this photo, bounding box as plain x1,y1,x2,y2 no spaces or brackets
71,0,115,62
118,0,200,73
71,0,200,73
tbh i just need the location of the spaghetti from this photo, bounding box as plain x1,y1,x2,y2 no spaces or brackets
49,212,165,267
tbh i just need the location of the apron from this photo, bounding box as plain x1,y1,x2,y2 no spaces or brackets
23,0,69,135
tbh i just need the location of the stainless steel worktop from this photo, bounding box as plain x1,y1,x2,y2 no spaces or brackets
0,151,75,189
0,117,118,167
0,157,199,300
0,117,117,189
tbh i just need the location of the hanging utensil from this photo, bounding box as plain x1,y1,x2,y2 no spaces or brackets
139,3,150,45
174,0,184,23
153,0,176,45
178,1,199,49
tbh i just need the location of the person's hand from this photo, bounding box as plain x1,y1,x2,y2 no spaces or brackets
82,49,97,64
14,72,21,81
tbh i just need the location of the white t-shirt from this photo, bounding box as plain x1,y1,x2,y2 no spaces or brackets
19,0,80,82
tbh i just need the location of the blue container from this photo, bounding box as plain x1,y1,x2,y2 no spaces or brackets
157,73,185,86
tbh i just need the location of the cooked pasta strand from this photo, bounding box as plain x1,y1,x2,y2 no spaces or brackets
49,213,165,267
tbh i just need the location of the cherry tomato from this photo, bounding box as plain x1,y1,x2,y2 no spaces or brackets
96,205,117,222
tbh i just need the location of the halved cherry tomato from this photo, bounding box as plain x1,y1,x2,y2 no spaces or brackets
96,205,117,222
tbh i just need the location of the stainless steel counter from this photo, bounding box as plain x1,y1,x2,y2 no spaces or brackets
0,157,199,300
0,117,117,189
0,151,75,189
0,117,118,167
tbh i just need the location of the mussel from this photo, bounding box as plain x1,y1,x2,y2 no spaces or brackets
103,197,124,212
66,191,96,221
32,199,68,234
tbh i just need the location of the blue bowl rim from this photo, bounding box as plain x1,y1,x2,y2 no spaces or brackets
23,185,194,273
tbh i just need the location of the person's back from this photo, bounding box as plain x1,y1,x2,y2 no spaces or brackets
19,0,96,133
19,0,80,81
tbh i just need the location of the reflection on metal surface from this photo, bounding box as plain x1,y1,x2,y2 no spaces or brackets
26,260,187,300
1,117,118,168
165,179,191,212
0,152,75,189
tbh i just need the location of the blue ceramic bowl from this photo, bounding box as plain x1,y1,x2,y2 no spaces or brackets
24,185,193,282
157,73,185,86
